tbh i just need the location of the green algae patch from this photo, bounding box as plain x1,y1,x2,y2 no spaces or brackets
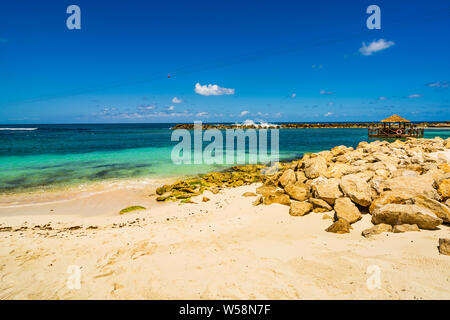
119,206,146,215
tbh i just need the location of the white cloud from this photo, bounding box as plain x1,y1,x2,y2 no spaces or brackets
194,83,235,96
167,105,175,111
137,104,155,111
426,81,449,88
320,90,333,95
196,111,208,117
378,96,387,100
171,97,182,103
359,39,395,56
240,110,249,116
408,94,422,98
291,93,296,98
324,112,333,117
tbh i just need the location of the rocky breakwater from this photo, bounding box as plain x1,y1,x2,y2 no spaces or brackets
156,137,450,254
171,122,450,130
253,137,450,253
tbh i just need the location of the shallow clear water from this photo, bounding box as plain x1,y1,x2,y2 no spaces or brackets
0,124,448,193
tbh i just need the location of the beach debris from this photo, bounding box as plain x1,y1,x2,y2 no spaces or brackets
438,238,450,255
202,196,210,202
119,206,146,215
325,218,352,234
361,224,392,237
289,200,313,216
392,224,420,233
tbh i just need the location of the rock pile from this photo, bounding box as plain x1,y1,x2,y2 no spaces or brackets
252,137,450,236
156,137,450,247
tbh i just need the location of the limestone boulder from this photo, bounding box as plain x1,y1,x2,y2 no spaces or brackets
256,185,277,197
438,179,450,200
371,203,442,230
295,171,307,183
289,201,313,216
379,176,440,200
304,156,327,179
361,224,392,237
310,198,333,212
331,145,352,156
325,218,352,234
414,195,450,224
263,191,291,206
334,197,362,224
325,163,353,179
438,238,450,255
393,224,420,233
279,169,296,187
369,191,450,224
339,173,375,207
311,177,343,205
284,183,309,201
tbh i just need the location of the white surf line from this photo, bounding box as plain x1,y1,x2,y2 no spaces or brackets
0,128,38,131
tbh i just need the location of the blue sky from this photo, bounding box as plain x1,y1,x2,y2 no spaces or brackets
0,0,449,123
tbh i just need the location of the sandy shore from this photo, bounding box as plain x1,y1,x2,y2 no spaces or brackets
0,180,449,299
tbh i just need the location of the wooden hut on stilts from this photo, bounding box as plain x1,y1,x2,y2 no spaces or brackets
368,114,424,138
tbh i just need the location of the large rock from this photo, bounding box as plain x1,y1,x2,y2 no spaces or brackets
279,169,296,187
304,156,327,179
334,197,362,224
361,223,392,237
438,179,450,200
414,195,450,224
311,177,343,205
370,191,450,224
331,145,353,157
438,238,450,255
371,203,442,230
325,218,352,234
379,176,440,200
256,185,277,197
295,171,307,183
393,224,420,233
310,198,333,212
289,201,313,216
263,191,291,206
284,183,308,201
325,163,354,179
340,173,375,207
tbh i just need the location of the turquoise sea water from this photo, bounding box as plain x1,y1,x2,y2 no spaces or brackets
0,124,449,193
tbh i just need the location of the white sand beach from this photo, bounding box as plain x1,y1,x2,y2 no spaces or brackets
0,184,449,299
0,138,449,300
